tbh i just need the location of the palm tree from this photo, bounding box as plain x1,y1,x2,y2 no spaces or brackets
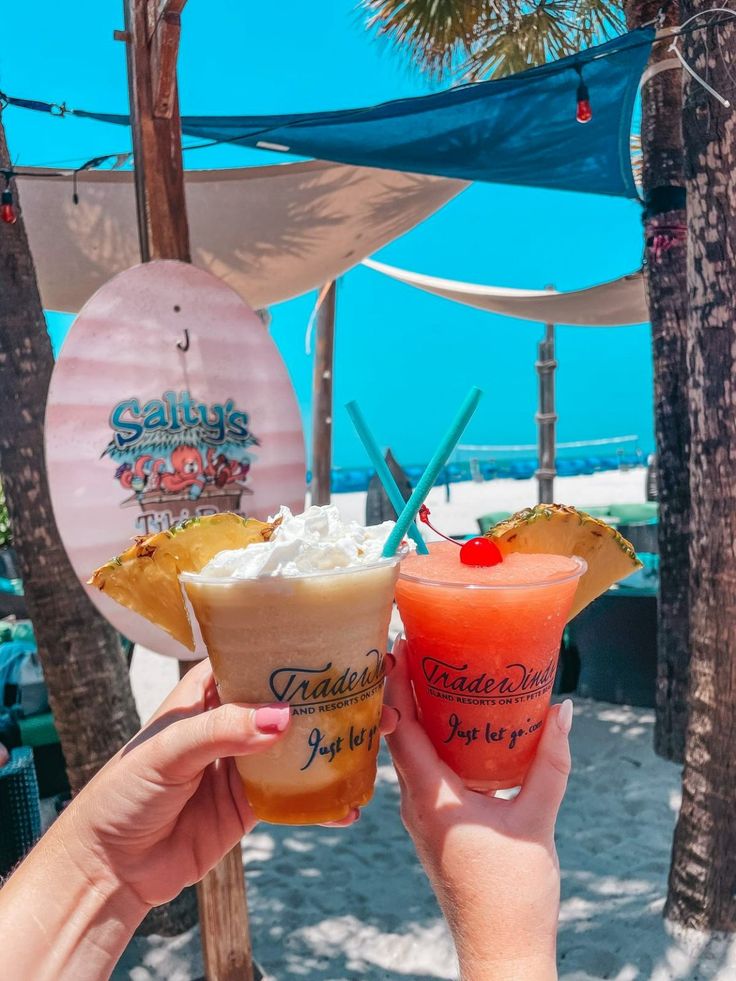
665,0,736,932
361,0,691,763
0,123,141,793
0,118,195,936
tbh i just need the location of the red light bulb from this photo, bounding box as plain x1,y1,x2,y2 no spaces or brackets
459,537,503,567
1,188,16,224
576,79,592,124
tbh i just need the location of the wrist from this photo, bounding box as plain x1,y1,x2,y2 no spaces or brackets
0,814,149,981
459,953,557,981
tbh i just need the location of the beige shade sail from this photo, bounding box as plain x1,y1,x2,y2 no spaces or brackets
17,161,467,313
362,257,648,326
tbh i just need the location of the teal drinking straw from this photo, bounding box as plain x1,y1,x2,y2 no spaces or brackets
381,386,484,558
345,401,428,554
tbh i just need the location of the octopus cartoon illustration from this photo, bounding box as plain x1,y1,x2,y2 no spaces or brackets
158,446,207,496
115,445,252,501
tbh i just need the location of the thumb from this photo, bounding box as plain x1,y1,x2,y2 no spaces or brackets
513,699,572,834
131,702,290,784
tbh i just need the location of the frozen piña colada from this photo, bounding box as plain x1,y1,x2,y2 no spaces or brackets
182,505,405,824
90,505,408,825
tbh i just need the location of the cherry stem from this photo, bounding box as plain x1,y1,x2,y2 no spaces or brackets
418,505,460,546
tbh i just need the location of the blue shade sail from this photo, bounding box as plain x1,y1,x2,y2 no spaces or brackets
72,29,652,199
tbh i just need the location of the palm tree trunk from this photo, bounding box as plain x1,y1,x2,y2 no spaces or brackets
625,0,690,763
666,3,736,931
0,121,142,791
0,117,198,935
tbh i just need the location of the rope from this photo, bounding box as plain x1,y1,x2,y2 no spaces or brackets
456,435,640,453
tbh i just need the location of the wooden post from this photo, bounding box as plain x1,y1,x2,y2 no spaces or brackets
121,0,191,261
119,3,255,977
535,321,557,504
311,281,337,506
180,663,256,981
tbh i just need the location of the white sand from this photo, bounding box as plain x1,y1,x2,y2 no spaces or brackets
333,466,649,538
115,472,736,980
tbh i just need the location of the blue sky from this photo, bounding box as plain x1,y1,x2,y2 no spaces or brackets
4,0,652,468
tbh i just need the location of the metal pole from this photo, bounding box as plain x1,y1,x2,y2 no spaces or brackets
536,320,557,504
311,281,337,506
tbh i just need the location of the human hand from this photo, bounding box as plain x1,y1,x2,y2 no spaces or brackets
385,639,572,981
60,658,292,908
63,657,399,909
0,659,398,981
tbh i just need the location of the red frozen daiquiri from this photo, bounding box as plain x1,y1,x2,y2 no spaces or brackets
397,504,643,790
396,543,584,790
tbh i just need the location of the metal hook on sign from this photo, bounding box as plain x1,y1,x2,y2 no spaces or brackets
176,328,190,352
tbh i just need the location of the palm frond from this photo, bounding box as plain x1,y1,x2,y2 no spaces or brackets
465,2,577,79
571,0,625,46
359,0,500,77
360,0,626,81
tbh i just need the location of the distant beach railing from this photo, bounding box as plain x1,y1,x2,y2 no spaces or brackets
453,434,640,455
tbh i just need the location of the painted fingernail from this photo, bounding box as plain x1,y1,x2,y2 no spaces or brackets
557,699,573,735
254,704,290,734
385,652,397,674
389,705,401,724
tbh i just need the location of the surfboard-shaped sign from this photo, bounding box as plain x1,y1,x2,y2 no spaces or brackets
45,260,305,658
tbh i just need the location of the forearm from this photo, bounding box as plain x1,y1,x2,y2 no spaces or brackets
435,884,557,981
458,952,557,981
0,819,148,981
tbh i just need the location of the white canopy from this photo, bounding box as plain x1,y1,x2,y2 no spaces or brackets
362,257,648,326
17,162,466,313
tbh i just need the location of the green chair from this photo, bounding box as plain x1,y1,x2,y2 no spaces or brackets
608,502,658,524
476,511,512,535
578,506,621,527
579,505,613,518
18,713,69,798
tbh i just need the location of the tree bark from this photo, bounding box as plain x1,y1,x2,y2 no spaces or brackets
0,116,198,936
0,122,141,791
625,0,690,763
666,3,736,931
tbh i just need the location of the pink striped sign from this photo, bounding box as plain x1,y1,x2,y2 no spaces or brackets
45,260,306,658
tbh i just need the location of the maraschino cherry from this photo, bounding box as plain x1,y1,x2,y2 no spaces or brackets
418,505,503,567
459,536,503,567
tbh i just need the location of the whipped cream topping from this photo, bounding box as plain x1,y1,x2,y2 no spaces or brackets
197,505,403,579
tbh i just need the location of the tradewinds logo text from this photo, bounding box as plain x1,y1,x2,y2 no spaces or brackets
269,649,385,708
421,656,556,702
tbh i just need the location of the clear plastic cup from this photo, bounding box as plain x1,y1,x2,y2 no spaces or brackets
182,554,402,824
395,550,586,791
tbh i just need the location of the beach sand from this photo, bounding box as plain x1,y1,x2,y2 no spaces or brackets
114,471,736,980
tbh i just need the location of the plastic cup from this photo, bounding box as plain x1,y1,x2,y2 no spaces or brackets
181,555,402,825
395,548,586,791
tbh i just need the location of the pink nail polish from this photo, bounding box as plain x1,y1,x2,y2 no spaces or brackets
255,704,290,734
557,699,573,735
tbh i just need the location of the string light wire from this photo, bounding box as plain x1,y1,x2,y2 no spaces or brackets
3,10,736,175
667,6,736,108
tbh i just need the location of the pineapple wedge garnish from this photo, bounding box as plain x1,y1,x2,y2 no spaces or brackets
486,504,642,619
89,513,274,650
